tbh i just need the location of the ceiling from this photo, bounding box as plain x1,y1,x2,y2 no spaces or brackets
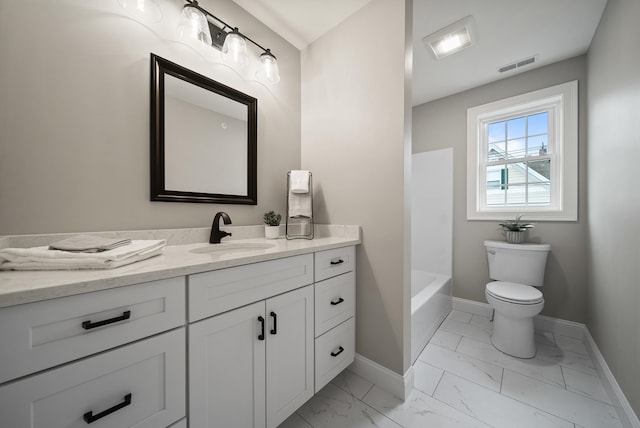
232,0,608,106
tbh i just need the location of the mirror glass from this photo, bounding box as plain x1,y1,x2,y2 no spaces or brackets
151,54,257,204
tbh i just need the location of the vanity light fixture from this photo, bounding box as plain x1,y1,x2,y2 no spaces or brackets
177,1,212,47
222,27,249,66
177,0,280,84
422,15,476,60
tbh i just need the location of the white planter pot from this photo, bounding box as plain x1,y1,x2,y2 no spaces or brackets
264,226,280,239
505,230,525,244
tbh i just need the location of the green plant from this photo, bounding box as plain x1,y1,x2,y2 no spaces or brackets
499,214,535,231
263,211,282,226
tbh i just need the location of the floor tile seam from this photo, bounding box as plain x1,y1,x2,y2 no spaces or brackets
328,376,375,402
429,371,561,428
455,339,571,385
414,379,498,428
359,389,418,428
559,366,618,408
501,366,566,390
423,359,506,395
500,375,621,427
564,384,618,407
418,342,508,382
493,380,584,427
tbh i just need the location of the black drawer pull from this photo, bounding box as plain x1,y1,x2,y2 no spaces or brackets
330,297,345,306
258,316,265,340
331,346,345,357
330,259,344,266
83,393,132,424
270,311,277,335
82,311,131,330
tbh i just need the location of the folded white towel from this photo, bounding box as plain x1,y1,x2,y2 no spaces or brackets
290,170,310,194
288,191,312,218
49,234,132,252
0,240,166,271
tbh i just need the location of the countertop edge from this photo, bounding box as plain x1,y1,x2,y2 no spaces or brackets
0,234,360,309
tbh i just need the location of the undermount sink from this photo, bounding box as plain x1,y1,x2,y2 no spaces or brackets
190,242,275,255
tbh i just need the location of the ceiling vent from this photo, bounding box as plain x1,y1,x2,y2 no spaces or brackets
498,55,538,73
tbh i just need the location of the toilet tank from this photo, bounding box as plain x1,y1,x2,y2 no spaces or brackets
484,240,551,287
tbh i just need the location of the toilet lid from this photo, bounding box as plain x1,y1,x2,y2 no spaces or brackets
486,281,543,304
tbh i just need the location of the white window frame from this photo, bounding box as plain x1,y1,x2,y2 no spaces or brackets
467,81,578,221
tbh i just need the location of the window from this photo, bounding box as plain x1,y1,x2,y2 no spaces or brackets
467,81,578,221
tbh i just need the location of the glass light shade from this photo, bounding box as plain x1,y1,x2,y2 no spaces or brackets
118,0,162,23
256,50,280,84
177,4,212,47
222,29,248,66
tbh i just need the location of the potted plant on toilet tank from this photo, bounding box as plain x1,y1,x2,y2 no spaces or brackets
263,211,282,239
499,214,534,244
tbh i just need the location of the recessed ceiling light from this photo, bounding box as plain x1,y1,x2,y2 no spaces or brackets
422,16,476,60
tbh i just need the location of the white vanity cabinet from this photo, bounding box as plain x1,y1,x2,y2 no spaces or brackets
0,277,187,428
0,239,359,428
188,254,315,428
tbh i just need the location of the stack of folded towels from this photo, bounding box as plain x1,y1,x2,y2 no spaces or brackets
288,170,312,218
0,235,166,271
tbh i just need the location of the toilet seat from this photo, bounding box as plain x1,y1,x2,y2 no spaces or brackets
486,281,543,305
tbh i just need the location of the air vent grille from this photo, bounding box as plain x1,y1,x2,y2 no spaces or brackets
498,55,537,73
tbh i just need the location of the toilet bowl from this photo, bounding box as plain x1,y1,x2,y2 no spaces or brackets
485,281,544,358
484,241,551,359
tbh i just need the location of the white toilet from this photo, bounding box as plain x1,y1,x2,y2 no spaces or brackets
484,240,551,358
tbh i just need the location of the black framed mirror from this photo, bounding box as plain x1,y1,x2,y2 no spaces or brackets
150,54,257,204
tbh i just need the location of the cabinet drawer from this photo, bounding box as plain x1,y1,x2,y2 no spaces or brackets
314,246,355,282
315,318,355,393
189,254,313,321
315,271,355,337
0,276,185,384
0,328,186,428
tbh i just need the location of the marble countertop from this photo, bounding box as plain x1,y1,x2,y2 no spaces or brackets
0,225,360,309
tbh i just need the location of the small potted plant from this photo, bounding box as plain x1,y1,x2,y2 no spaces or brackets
499,214,534,244
263,211,282,239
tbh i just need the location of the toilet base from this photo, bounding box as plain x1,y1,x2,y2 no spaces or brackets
491,310,536,358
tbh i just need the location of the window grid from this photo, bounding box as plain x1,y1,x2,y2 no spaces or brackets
483,111,552,208
466,80,578,221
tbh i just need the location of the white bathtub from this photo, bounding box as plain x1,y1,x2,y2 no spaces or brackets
411,270,452,363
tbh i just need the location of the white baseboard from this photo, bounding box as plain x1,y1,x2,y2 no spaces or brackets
584,329,640,428
452,297,639,427
452,297,493,318
348,353,414,401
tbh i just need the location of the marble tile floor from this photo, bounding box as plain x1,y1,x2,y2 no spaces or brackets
278,310,628,428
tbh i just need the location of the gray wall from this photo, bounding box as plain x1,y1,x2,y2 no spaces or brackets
413,56,589,323
0,0,301,235
586,0,640,415
301,0,412,375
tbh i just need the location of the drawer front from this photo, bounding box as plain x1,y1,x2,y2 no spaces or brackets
315,318,355,393
0,328,186,428
189,254,313,322
0,276,185,384
315,271,355,337
314,246,355,282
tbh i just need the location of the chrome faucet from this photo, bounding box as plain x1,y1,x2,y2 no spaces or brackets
210,212,232,244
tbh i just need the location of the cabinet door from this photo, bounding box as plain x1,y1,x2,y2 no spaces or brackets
189,301,266,428
265,285,314,428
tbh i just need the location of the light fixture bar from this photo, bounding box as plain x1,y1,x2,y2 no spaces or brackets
184,0,273,58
